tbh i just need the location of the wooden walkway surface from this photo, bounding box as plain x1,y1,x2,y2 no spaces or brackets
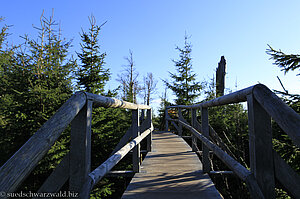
122,131,222,199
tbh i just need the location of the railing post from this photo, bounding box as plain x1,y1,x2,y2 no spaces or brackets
69,100,93,193
140,109,145,123
178,108,183,136
165,109,169,131
247,94,275,199
201,107,210,173
191,109,198,152
132,109,141,172
146,109,152,152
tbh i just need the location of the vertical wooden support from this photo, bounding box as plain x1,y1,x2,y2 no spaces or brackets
216,56,226,97
146,109,152,152
165,109,169,131
69,100,92,192
191,109,197,152
247,94,275,199
140,109,145,123
201,107,210,173
132,109,141,172
178,108,183,136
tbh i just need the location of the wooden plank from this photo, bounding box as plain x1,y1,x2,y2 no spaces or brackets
122,132,222,199
253,84,300,148
69,100,93,192
0,92,87,193
273,151,300,198
132,109,141,173
201,107,210,173
36,153,70,195
247,94,275,199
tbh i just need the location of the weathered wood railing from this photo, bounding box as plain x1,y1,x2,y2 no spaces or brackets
165,84,300,199
0,91,153,199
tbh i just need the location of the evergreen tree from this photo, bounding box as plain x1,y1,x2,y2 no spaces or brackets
164,35,202,105
0,11,75,190
0,17,12,127
155,87,171,130
76,16,131,198
76,15,109,94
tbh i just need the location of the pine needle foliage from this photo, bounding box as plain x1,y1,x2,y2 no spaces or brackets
76,15,110,94
76,16,131,198
164,35,202,105
266,44,300,75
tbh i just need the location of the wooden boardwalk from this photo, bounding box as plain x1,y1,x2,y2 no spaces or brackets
122,131,222,199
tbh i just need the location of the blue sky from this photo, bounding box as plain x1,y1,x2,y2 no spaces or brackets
1,1,300,112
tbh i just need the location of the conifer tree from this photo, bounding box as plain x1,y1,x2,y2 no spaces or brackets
76,16,131,198
76,15,109,94
156,87,171,130
0,11,75,190
164,35,202,105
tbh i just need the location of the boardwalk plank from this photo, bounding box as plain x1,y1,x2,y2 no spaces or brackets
122,131,222,199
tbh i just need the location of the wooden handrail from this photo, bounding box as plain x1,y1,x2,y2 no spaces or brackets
168,118,265,199
80,127,153,199
0,91,152,195
0,92,87,193
252,84,300,148
86,92,151,110
167,84,254,109
165,84,300,199
167,84,300,149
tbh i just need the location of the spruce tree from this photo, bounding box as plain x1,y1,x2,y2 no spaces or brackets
0,11,76,191
76,15,109,94
164,35,202,105
76,16,131,198
0,18,11,127
156,87,171,130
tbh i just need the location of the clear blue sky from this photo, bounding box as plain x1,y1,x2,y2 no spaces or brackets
1,1,300,112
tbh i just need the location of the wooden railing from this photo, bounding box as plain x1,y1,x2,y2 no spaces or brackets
165,84,300,199
0,91,153,199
